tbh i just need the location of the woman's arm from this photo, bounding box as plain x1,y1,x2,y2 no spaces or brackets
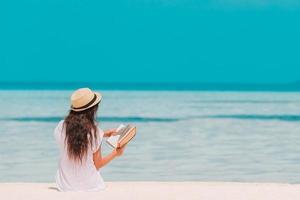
93,146,125,170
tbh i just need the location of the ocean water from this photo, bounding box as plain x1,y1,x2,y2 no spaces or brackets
0,90,300,183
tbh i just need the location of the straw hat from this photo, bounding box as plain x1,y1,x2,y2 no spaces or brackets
70,88,102,112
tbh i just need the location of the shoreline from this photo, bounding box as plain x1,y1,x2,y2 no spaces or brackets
1,182,300,200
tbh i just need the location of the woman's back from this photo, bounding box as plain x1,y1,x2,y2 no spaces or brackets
54,120,105,191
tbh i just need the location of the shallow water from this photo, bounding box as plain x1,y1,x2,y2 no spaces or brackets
0,90,300,183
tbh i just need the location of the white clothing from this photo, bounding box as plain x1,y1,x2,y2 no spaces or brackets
54,120,105,192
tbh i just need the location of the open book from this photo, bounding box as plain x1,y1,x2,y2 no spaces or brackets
106,124,136,148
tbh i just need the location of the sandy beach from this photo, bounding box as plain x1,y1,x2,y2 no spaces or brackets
1,182,300,200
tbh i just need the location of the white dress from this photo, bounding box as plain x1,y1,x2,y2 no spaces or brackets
54,120,105,191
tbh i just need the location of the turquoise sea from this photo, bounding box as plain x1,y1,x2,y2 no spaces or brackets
1,90,300,183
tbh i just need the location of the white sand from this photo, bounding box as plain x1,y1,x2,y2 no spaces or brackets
1,182,300,200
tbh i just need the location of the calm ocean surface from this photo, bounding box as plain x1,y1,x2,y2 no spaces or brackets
0,90,300,183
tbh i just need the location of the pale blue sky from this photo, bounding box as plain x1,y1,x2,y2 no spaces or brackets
0,0,299,83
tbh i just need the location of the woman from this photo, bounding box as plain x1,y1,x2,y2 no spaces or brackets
54,88,125,191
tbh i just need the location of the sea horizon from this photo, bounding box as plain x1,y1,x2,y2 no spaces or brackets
1,81,300,91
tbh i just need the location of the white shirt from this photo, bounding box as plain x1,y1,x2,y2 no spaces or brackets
54,120,105,192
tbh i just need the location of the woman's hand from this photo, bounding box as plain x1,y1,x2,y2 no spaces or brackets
104,128,117,137
114,145,126,157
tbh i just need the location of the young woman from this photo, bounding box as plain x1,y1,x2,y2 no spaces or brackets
54,88,126,191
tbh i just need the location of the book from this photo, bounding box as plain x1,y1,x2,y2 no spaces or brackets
106,124,136,148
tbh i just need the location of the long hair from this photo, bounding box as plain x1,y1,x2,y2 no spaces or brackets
64,104,99,163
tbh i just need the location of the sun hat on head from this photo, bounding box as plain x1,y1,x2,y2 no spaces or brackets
70,88,102,112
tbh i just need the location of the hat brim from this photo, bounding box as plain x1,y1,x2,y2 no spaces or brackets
71,92,102,112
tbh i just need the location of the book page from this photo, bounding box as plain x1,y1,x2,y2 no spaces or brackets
118,125,132,140
106,135,120,148
106,124,125,148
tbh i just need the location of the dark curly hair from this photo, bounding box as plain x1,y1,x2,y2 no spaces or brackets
63,103,99,163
